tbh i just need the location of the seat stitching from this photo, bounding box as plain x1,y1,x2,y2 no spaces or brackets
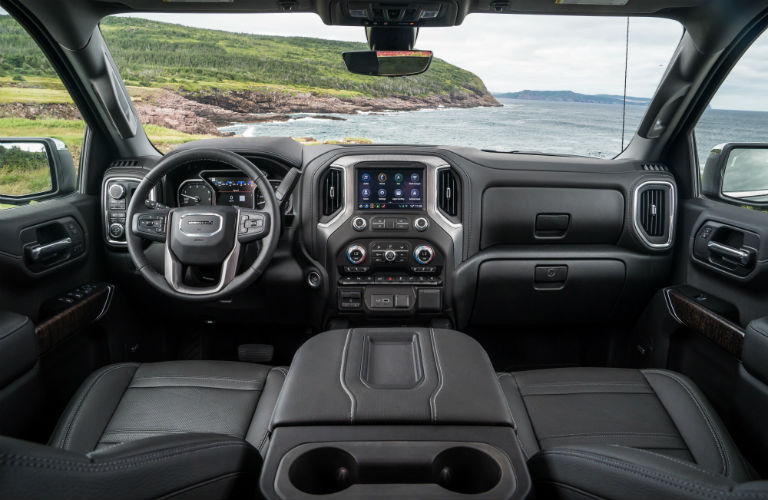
428,328,444,424
523,382,650,387
644,370,729,477
132,376,266,383
101,429,243,436
609,445,729,480
1,442,247,473
55,363,137,449
537,449,755,499
128,385,263,391
512,372,539,458
495,373,519,429
540,431,683,439
256,367,287,453
339,329,355,423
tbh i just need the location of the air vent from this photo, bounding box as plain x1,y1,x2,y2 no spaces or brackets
639,188,665,237
634,181,675,249
437,168,459,217
322,168,343,216
642,163,669,172
109,159,140,168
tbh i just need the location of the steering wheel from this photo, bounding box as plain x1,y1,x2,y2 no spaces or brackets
126,148,280,301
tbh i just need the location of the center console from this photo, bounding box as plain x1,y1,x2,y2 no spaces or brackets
316,156,462,321
259,328,531,499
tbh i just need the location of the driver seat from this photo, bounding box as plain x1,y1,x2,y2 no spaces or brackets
0,360,286,499
50,361,286,453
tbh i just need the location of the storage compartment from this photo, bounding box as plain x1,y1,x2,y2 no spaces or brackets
480,187,624,248
278,441,513,499
471,259,626,325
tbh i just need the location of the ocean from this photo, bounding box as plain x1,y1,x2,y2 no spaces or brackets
220,97,768,166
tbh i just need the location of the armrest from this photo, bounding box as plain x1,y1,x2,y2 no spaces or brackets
0,433,262,499
0,311,36,388
744,317,768,384
529,444,765,500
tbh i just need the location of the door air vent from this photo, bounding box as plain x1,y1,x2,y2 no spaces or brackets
634,181,676,249
642,163,669,172
437,168,459,218
322,168,343,216
109,159,140,168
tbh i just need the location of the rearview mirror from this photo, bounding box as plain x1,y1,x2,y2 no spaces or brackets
0,138,76,206
342,50,433,77
702,143,768,207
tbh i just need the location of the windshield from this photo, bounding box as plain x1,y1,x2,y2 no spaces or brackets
99,14,682,158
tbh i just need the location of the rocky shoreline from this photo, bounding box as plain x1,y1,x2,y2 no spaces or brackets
3,87,500,137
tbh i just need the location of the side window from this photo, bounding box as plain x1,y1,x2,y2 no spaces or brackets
694,32,768,210
0,12,85,210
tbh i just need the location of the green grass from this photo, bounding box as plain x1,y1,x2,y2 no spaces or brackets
0,15,492,100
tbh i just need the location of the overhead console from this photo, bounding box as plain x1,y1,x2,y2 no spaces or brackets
260,328,530,499
329,0,460,26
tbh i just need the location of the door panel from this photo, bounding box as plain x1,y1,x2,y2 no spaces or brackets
673,197,768,474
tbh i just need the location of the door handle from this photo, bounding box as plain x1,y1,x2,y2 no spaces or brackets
707,241,754,267
27,237,72,262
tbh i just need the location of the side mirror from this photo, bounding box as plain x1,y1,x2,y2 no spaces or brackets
702,143,768,207
342,50,433,77
0,138,76,206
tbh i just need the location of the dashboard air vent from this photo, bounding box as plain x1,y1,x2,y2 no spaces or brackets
322,168,343,216
642,163,669,172
110,159,140,168
634,181,675,249
437,168,459,217
639,188,666,237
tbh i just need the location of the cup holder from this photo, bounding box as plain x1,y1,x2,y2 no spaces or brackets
286,443,505,497
288,447,359,495
432,446,502,494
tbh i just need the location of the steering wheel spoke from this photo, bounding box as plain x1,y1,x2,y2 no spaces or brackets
238,209,271,243
163,239,241,295
131,207,171,242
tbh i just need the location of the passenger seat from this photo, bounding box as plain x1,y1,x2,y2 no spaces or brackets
499,367,768,500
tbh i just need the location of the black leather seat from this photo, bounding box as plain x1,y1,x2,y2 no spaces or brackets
0,360,286,499
50,361,286,453
499,367,767,500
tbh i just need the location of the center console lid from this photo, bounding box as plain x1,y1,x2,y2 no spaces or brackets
261,328,529,499
272,328,513,426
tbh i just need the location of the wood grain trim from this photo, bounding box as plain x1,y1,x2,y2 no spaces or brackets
35,287,109,353
666,288,745,356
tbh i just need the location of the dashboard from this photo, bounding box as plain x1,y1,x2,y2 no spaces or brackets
101,138,678,332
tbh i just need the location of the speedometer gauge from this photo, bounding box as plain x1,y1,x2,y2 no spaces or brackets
177,181,214,206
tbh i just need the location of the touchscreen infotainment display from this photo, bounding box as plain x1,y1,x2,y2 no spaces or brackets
357,166,424,210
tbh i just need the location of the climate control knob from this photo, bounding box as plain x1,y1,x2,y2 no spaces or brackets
384,249,397,262
346,244,367,265
108,183,126,200
414,245,435,265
